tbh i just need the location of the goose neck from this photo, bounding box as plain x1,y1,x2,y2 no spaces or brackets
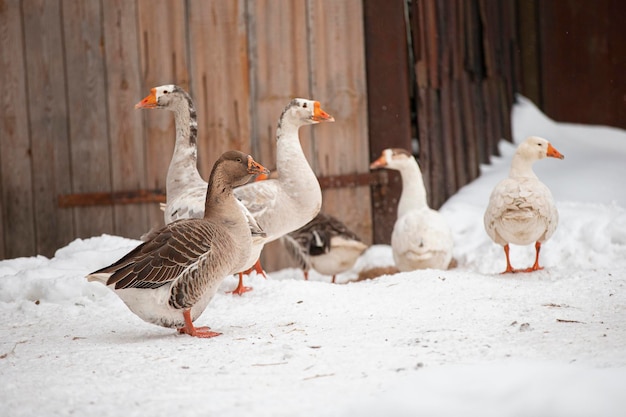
508,154,538,179
397,161,428,218
166,102,204,193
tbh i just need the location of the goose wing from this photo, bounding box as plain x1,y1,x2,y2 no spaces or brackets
89,220,217,290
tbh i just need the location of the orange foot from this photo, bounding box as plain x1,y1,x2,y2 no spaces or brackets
178,310,221,338
227,272,253,296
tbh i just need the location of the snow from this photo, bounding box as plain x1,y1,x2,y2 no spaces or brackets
1,96,625,416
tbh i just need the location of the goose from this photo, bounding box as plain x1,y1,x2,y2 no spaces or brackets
281,212,368,283
86,151,269,338
370,148,454,271
484,136,564,273
135,85,265,294
232,98,335,288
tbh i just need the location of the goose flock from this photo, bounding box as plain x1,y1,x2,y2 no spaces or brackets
87,85,565,338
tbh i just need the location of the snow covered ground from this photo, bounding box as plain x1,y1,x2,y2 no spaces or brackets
1,96,625,416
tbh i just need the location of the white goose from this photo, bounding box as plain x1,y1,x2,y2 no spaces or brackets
135,85,265,292
370,148,454,271
86,151,269,338
232,98,335,287
281,212,368,283
484,136,564,273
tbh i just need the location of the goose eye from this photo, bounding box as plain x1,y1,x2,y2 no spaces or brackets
236,158,242,163
163,90,169,94
302,102,307,108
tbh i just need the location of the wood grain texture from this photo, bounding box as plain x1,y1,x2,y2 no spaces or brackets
308,0,371,245
61,0,114,239
187,0,251,180
102,0,150,239
363,0,411,244
245,0,311,271
137,0,190,230
22,0,74,256
0,0,36,258
246,0,310,172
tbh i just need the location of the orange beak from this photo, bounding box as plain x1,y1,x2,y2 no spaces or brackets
135,88,158,109
312,101,335,123
369,154,388,169
547,143,565,159
247,156,270,176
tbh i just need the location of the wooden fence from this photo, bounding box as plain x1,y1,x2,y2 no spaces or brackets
0,0,520,271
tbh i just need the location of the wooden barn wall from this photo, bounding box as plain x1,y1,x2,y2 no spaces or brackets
0,0,370,269
408,0,518,210
537,0,626,130
364,0,519,243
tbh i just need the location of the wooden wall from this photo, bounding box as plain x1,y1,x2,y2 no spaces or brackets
408,0,517,209
0,0,371,270
538,0,626,129
364,0,519,243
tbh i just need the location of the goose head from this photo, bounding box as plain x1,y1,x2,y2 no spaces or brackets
135,84,190,110
517,136,565,161
217,150,270,188
280,99,335,126
369,148,415,171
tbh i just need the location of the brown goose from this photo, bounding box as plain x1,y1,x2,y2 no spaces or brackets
135,85,265,293
86,151,269,338
281,212,368,283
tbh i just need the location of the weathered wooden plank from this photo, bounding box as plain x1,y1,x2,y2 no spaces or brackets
187,0,251,180
450,80,468,189
308,0,371,244
22,0,74,257
364,0,412,244
516,0,541,106
137,0,190,230
0,0,36,259
246,0,310,172
61,0,114,240
245,0,311,271
102,0,150,239
440,81,458,199
459,73,480,180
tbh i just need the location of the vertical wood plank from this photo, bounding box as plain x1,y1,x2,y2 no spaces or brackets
187,0,251,180
308,0,371,242
102,0,150,239
0,0,36,259
22,0,74,256
245,0,311,271
61,0,114,239
364,0,412,244
516,0,541,106
246,0,310,171
137,0,190,230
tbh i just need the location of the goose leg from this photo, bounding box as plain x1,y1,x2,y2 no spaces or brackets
303,270,309,281
331,275,336,284
502,244,515,274
178,310,221,338
522,241,543,272
249,259,267,279
228,272,253,296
